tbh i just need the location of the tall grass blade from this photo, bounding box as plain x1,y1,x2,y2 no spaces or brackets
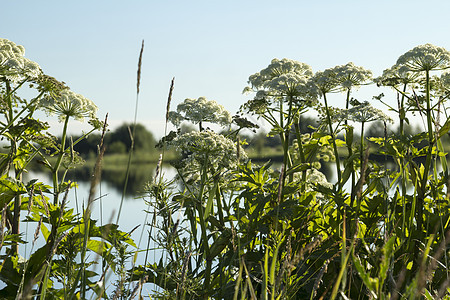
233,263,244,300
330,240,354,300
67,114,107,300
242,258,257,300
116,40,144,224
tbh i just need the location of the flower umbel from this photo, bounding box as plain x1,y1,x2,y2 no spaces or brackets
39,90,98,122
167,130,245,182
168,97,232,127
311,62,372,95
396,43,450,72
375,64,420,87
0,38,41,82
246,58,314,98
347,101,393,124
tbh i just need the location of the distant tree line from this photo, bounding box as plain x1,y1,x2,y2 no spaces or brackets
71,123,156,156
68,119,433,158
245,115,431,156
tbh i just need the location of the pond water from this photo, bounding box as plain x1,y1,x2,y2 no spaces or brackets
23,164,177,244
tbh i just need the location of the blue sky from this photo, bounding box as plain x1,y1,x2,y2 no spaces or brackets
3,0,450,137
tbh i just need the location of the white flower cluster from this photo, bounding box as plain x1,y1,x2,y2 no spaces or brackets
375,64,420,87
316,104,349,124
169,97,232,127
305,168,332,190
396,43,450,72
291,167,332,193
312,62,372,95
39,90,98,122
440,72,450,87
246,58,314,97
168,130,245,180
347,101,393,124
336,62,373,90
429,72,450,97
0,38,41,82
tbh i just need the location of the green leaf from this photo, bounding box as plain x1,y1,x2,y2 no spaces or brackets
379,235,396,288
351,252,377,293
437,116,450,139
285,163,310,176
341,154,358,186
204,181,218,221
86,239,109,255
423,288,434,300
0,175,27,207
346,126,354,148
270,239,281,287
207,229,232,260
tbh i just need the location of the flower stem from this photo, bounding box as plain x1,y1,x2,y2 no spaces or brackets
52,115,70,205
323,93,342,187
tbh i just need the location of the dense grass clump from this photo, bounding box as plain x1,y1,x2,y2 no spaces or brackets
1,38,450,299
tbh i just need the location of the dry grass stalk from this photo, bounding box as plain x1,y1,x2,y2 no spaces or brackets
177,251,192,298
27,184,35,215
136,40,144,95
0,205,6,249
50,231,69,257
312,259,330,299
32,215,43,245
153,154,163,183
58,185,71,221
130,275,148,299
88,114,108,209
165,77,175,124
39,187,50,218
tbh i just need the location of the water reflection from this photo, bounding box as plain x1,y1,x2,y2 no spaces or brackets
65,163,158,196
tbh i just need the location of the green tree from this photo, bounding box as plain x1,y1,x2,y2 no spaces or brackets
106,123,155,153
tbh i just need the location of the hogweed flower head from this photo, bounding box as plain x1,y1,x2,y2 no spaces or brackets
334,62,372,90
347,101,393,124
375,64,420,87
167,130,245,181
311,62,372,96
305,168,332,190
396,43,450,72
246,58,315,99
291,167,332,195
316,105,349,124
440,72,450,88
168,97,232,127
429,72,450,98
0,38,41,82
39,89,98,122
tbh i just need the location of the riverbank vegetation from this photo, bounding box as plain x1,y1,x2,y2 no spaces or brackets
1,37,450,299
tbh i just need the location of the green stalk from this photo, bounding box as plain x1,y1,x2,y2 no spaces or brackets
418,71,434,232
344,89,357,211
360,121,365,174
412,69,434,270
399,84,407,136
323,93,342,186
52,115,70,205
294,122,307,192
4,81,19,255
425,70,434,143
399,85,407,238
197,159,212,294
